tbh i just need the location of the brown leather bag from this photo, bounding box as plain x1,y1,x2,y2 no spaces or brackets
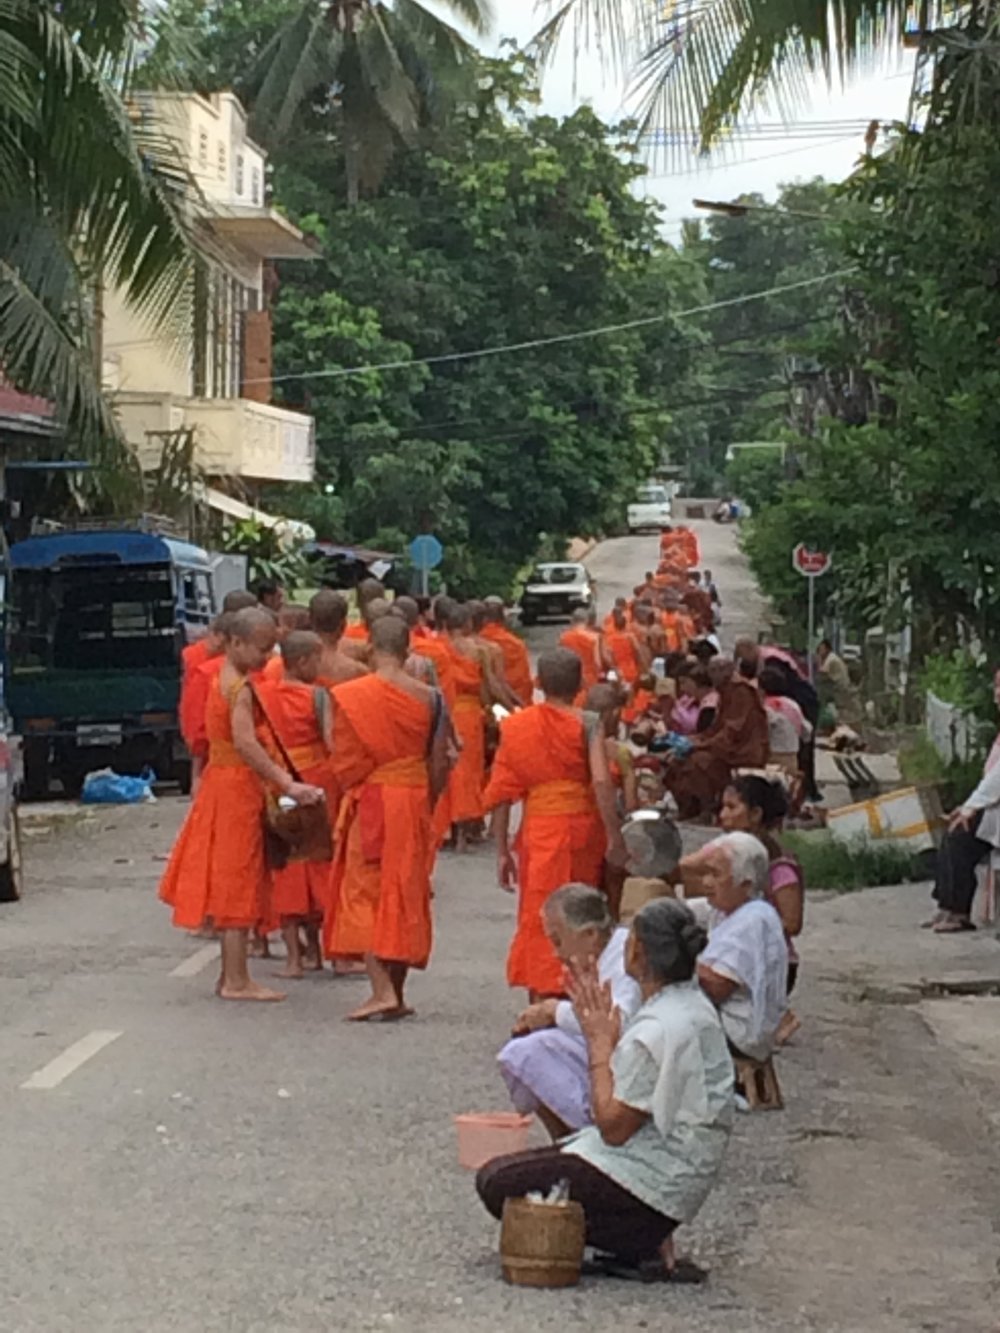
249,685,333,868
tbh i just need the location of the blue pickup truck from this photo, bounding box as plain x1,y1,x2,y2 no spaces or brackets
8,529,216,799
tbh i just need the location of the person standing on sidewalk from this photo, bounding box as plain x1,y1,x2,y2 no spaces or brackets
928,668,1000,933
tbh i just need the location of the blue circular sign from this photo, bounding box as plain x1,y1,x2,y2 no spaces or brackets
408,534,443,569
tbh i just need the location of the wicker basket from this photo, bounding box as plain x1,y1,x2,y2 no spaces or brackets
500,1196,586,1288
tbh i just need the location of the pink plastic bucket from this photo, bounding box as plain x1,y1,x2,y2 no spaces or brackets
454,1112,534,1170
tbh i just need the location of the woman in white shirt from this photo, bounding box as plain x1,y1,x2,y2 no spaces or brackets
477,898,733,1279
498,883,642,1138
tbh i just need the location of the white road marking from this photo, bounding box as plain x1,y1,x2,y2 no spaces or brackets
21,1030,123,1090
169,944,218,978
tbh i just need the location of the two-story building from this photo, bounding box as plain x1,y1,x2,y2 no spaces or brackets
103,91,317,528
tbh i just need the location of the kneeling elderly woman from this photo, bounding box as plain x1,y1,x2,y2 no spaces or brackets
477,898,733,1279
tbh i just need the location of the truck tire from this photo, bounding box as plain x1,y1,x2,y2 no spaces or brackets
22,738,50,802
0,807,23,903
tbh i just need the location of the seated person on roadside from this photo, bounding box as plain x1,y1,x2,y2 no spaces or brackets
662,659,769,820
719,776,804,1044
669,661,711,736
928,666,1000,934
498,884,642,1140
477,898,734,1281
686,832,788,1062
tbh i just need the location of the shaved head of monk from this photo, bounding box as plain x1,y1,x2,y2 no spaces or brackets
278,603,311,633
538,648,582,702
357,577,385,607
222,589,257,613
586,682,621,716
391,595,420,627
466,599,486,631
365,597,391,625
445,602,472,633
482,596,506,624
281,630,322,682
570,608,590,627
432,595,457,629
310,589,348,636
612,607,628,631
371,613,410,663
229,607,277,673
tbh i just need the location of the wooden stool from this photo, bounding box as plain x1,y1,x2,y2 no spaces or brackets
734,1055,784,1111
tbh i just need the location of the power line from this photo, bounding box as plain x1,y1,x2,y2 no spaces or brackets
257,267,856,390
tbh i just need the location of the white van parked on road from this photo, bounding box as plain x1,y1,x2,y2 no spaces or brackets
627,483,673,533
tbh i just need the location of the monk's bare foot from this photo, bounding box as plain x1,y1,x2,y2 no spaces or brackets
345,997,402,1022
303,956,324,972
333,960,367,977
272,965,305,980
219,980,286,1002
248,937,269,959
188,925,217,939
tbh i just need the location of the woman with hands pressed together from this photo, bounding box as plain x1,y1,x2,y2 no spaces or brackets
476,898,733,1280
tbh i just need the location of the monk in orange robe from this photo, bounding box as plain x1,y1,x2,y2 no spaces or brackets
179,616,228,783
309,589,370,689
469,600,521,711
481,597,533,706
340,575,384,660
559,608,603,693
159,608,324,1002
659,590,695,655
325,616,450,1020
256,630,338,978
604,607,646,687
439,601,492,849
484,648,627,998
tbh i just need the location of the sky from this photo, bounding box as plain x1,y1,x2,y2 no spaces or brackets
477,1,917,244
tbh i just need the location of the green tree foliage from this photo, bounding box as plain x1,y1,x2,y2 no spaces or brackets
266,52,704,591
0,0,193,451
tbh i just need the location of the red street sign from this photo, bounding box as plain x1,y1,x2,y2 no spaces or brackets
792,543,832,578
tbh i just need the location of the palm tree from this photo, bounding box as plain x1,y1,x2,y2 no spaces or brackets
243,0,494,203
533,2,995,154
0,0,192,451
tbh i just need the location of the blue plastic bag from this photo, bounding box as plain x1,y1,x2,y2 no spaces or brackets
81,766,157,805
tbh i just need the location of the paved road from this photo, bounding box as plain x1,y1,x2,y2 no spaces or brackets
521,522,771,660
2,527,994,1333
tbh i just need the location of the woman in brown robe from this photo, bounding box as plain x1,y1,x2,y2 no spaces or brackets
664,661,769,819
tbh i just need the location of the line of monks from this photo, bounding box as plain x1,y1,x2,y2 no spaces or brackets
158,524,743,1017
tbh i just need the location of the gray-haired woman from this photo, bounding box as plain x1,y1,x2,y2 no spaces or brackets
476,898,734,1280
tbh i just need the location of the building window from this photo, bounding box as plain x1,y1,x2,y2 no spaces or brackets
198,128,209,168
251,167,261,206
217,141,227,181
235,154,245,196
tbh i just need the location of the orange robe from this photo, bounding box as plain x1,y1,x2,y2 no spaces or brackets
180,655,224,760
182,638,211,677
324,675,435,966
343,624,369,643
480,623,533,705
559,627,601,690
262,654,285,682
159,674,269,930
605,629,641,686
661,611,694,654
256,677,338,923
483,703,606,995
443,641,486,823
411,629,456,708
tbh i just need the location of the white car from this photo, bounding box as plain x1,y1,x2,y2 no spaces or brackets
519,562,594,625
627,483,673,533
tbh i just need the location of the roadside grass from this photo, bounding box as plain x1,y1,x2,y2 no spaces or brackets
785,830,923,892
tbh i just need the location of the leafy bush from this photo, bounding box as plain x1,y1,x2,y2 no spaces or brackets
784,831,920,892
920,650,995,717
898,733,985,810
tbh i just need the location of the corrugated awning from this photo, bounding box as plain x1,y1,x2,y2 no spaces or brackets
203,487,315,544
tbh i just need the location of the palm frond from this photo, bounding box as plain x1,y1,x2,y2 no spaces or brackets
244,1,344,144
532,0,944,156
359,6,420,140
0,253,118,448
